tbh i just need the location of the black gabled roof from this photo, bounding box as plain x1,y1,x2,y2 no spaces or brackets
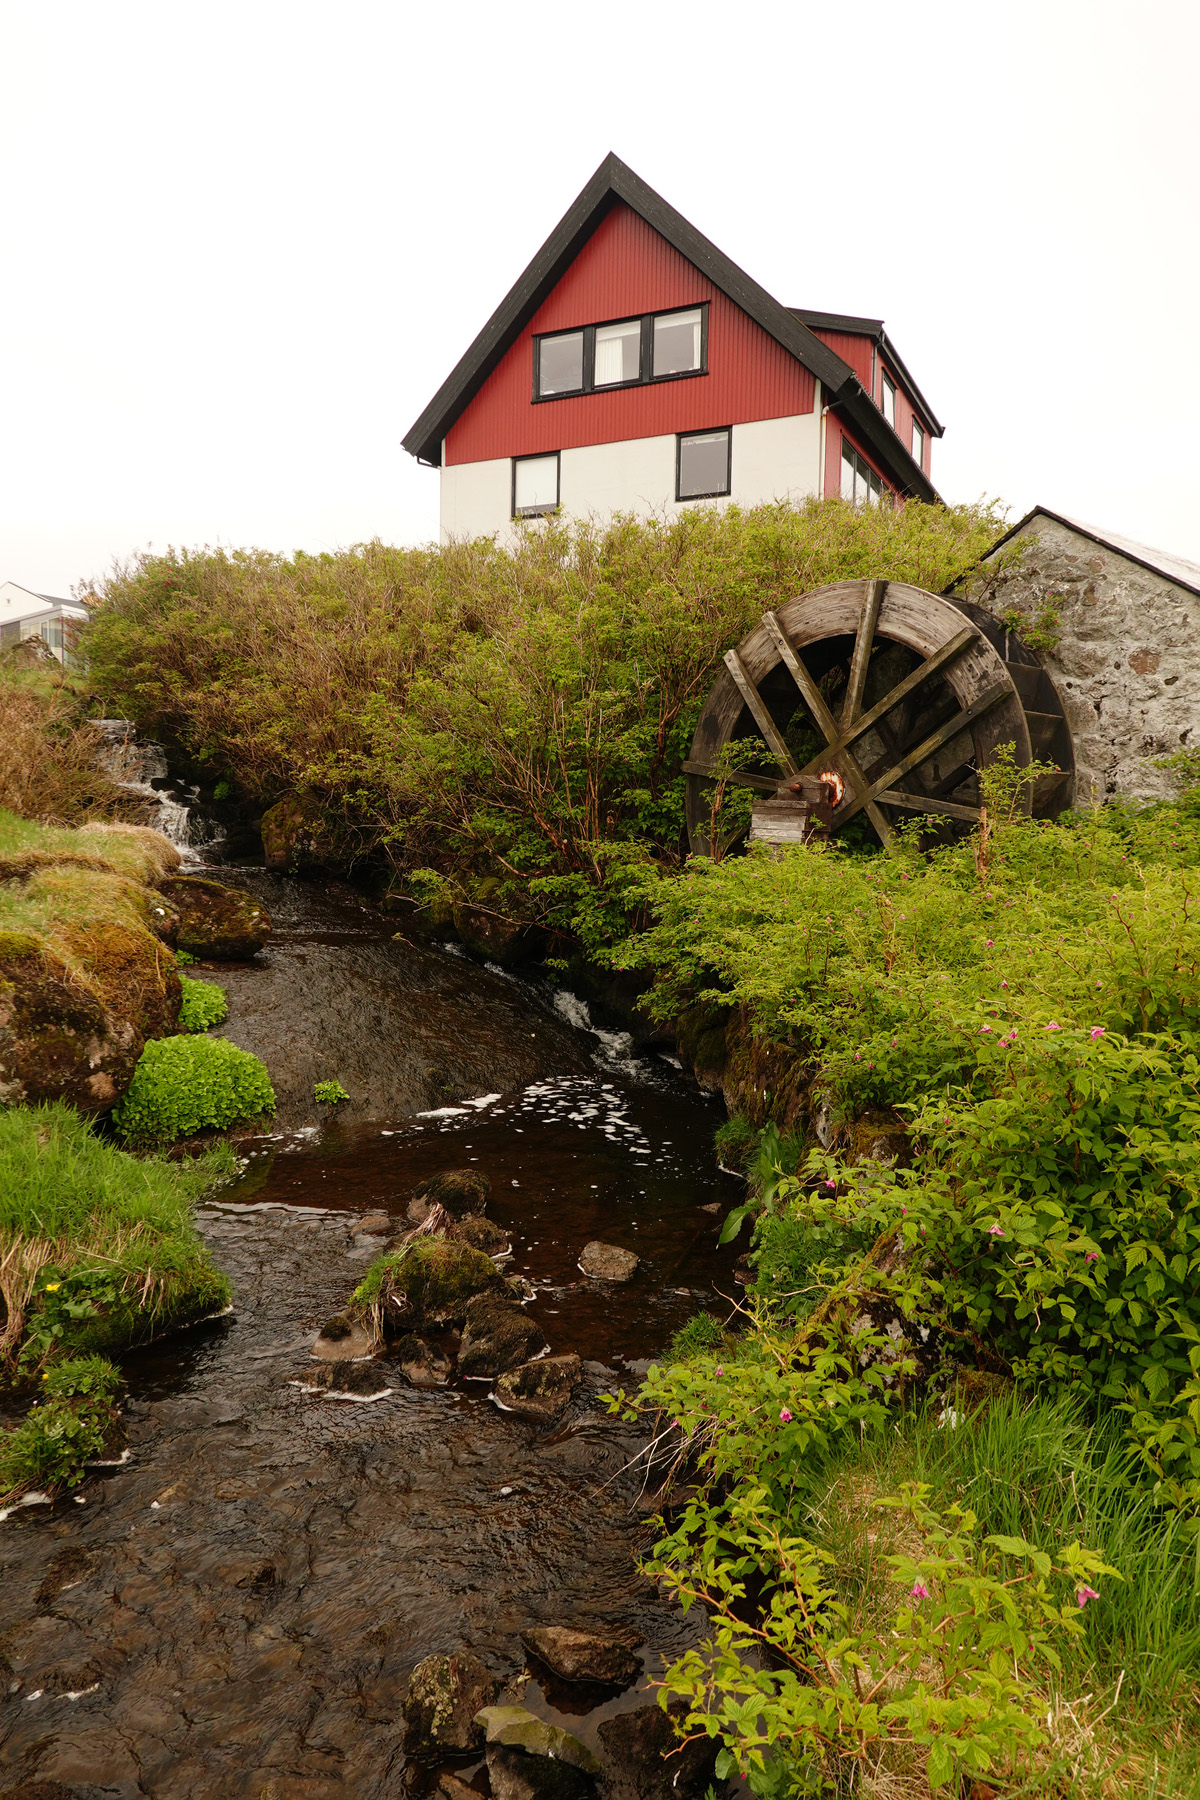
789,309,944,439
402,154,940,503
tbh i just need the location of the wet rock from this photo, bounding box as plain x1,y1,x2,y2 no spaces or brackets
478,1706,602,1773
596,1698,718,1800
408,1167,491,1223
578,1243,639,1283
350,1211,392,1237
402,1650,498,1759
159,875,271,959
496,1356,581,1424
260,793,340,873
312,1310,377,1360
488,1748,596,1800
521,1626,640,1688
302,1360,392,1397
452,1214,511,1258
0,1784,81,1800
367,1237,504,1332
458,1296,548,1378
452,903,546,969
394,1333,452,1388
439,1777,485,1800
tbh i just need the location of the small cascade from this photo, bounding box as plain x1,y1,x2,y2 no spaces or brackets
96,721,225,863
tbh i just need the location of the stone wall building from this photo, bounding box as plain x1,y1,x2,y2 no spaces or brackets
959,507,1200,805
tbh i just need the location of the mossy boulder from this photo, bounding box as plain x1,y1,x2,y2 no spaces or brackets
0,930,143,1112
451,903,545,968
158,876,271,960
451,1215,510,1258
260,794,338,873
403,1651,498,1758
496,1354,581,1424
457,1294,548,1378
409,1167,490,1224
353,1236,502,1332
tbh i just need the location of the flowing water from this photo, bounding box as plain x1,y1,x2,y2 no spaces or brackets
0,867,743,1800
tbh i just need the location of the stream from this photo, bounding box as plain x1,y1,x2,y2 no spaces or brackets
0,864,742,1800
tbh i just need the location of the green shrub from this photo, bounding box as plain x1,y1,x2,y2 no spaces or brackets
714,1115,757,1172
80,500,1005,943
314,1078,349,1105
0,1355,122,1496
177,973,228,1032
112,1034,275,1146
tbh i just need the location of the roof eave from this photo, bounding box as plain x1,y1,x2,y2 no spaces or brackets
833,377,941,504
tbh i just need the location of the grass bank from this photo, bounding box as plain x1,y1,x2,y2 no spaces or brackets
79,500,1005,940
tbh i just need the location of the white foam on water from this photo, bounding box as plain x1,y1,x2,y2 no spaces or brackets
0,1491,52,1523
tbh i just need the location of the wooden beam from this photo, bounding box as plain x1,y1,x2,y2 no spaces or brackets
682,759,780,794
874,789,983,823
835,681,1012,825
760,612,893,845
794,626,979,780
841,579,886,728
723,649,797,776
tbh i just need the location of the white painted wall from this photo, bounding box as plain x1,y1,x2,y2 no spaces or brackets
438,412,824,543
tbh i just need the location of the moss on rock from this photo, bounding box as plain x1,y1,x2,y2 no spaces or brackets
352,1236,502,1332
409,1167,491,1223
158,876,271,960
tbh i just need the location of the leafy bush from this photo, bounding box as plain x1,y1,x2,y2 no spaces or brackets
0,1354,123,1496
112,1034,275,1146
314,1078,349,1105
666,1311,727,1361
80,500,1005,939
177,974,228,1032
0,1102,233,1368
713,1114,757,1173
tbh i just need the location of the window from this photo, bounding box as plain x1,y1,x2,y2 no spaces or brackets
653,308,703,378
537,331,584,397
881,371,896,428
593,319,642,387
513,452,560,518
677,428,731,501
534,304,707,399
911,418,925,468
841,442,884,507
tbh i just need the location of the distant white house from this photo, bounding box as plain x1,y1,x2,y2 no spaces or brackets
0,581,89,665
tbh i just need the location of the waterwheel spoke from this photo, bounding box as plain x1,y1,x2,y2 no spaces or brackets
841,580,886,729
834,680,1011,825
722,649,798,776
792,626,979,783
760,611,893,844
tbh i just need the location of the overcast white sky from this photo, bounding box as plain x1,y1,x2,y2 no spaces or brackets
3,0,1198,597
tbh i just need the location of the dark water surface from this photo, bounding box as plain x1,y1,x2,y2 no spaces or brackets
0,872,741,1800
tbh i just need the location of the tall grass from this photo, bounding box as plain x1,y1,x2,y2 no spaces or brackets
0,1102,234,1366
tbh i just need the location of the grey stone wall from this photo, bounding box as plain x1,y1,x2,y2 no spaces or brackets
961,514,1200,804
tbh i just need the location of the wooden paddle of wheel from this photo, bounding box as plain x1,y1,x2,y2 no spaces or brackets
683,578,1073,854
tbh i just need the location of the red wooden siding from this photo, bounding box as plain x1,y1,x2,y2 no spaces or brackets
444,204,816,467
808,328,874,390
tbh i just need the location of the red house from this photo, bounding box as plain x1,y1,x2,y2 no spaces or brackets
403,155,943,540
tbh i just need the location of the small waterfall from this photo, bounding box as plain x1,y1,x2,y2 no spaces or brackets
96,721,224,863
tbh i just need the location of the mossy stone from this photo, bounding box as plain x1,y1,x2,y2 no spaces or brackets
357,1236,503,1331
158,876,271,960
457,1295,548,1378
409,1167,491,1222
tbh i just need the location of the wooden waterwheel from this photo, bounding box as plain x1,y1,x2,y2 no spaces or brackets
684,579,1074,853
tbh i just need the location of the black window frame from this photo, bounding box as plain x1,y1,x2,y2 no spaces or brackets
533,303,708,403
911,417,925,467
675,425,732,503
840,440,888,508
511,450,561,520
881,370,897,428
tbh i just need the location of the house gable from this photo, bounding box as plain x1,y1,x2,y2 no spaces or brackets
444,204,816,467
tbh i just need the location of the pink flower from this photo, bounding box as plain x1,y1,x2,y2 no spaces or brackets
779,1408,793,1423
1090,1027,1106,1040
825,1178,837,1189
986,940,994,948
1085,1252,1099,1263
1076,1585,1099,1607
1001,980,1009,989
910,1581,930,1601
980,1025,992,1033
716,1366,724,1377
1045,1021,1061,1031
988,1224,1005,1237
